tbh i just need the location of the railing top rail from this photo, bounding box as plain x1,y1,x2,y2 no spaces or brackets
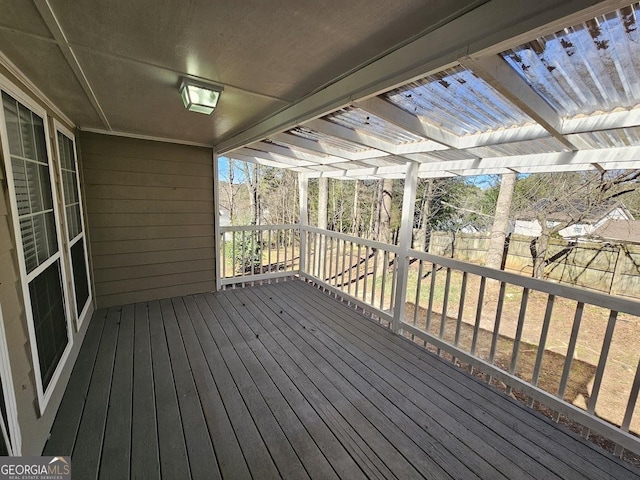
303,225,401,254
221,224,299,232
408,249,640,316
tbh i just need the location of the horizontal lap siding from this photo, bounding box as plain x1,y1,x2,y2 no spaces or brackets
80,133,216,308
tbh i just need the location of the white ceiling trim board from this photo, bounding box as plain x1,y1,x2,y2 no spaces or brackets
33,0,111,130
80,127,214,149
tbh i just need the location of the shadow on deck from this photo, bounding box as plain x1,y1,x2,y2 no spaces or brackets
44,280,639,479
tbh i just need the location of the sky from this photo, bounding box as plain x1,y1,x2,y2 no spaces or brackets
218,156,498,189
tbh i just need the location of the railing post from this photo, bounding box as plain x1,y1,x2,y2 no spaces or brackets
298,173,308,275
392,162,418,333
213,150,222,291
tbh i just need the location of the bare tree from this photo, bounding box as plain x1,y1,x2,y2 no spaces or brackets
241,162,260,225
486,172,517,269
513,170,640,278
219,157,241,224
374,178,393,244
352,179,360,236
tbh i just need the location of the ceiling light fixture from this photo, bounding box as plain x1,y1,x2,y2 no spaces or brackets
179,78,224,115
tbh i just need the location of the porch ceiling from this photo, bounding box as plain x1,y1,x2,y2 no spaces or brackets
1,1,640,178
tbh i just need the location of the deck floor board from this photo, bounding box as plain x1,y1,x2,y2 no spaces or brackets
45,280,640,480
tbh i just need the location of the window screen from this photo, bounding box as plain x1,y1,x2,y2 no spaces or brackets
29,261,68,389
71,240,89,314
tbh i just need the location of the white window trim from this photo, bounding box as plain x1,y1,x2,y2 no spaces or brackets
54,120,93,330
0,304,22,455
0,73,75,415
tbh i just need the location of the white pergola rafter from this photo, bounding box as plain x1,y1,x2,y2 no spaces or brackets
354,96,460,149
459,54,579,151
270,132,390,161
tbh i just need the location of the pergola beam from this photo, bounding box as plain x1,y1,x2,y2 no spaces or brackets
302,145,640,179
305,118,411,158
251,141,346,165
229,151,315,173
460,54,578,150
355,97,460,148
270,132,389,161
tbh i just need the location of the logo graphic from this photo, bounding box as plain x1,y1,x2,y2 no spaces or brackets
0,456,71,479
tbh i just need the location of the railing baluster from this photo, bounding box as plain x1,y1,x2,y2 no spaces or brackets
315,233,321,277
451,271,468,365
532,295,555,388
437,267,452,355
335,237,341,288
284,229,288,273
557,302,584,400
331,236,337,283
363,246,370,302
587,310,618,416
341,239,347,291
355,244,362,299
615,358,640,456
454,272,468,347
221,233,226,279
389,252,397,313
413,259,424,341
489,281,507,365
371,249,379,306
348,241,354,296
232,231,236,276
241,230,246,277
380,250,389,311
506,288,530,395
425,263,438,334
268,229,272,273
470,276,486,356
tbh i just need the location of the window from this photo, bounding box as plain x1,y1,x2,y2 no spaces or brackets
0,89,73,412
56,126,91,325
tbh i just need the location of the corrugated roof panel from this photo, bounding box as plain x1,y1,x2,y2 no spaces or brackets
467,136,569,157
326,106,426,144
570,126,640,148
385,65,534,136
289,126,368,153
501,3,640,117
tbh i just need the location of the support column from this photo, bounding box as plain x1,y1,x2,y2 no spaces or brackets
298,173,308,275
213,151,222,291
392,162,418,333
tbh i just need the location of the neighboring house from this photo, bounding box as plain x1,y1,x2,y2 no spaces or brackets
513,203,635,240
219,209,232,240
591,219,640,244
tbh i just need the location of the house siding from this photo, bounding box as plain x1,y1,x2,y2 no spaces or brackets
0,62,94,455
80,132,216,308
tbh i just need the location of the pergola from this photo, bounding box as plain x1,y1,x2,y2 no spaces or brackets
222,2,640,180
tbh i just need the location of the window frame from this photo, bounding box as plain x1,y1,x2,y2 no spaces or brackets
54,121,92,329
0,304,22,455
0,74,74,414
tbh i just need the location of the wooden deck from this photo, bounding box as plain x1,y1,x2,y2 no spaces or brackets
44,280,639,479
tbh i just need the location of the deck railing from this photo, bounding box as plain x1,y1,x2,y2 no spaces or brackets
218,224,640,456
219,224,300,287
401,249,640,457
299,226,399,325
